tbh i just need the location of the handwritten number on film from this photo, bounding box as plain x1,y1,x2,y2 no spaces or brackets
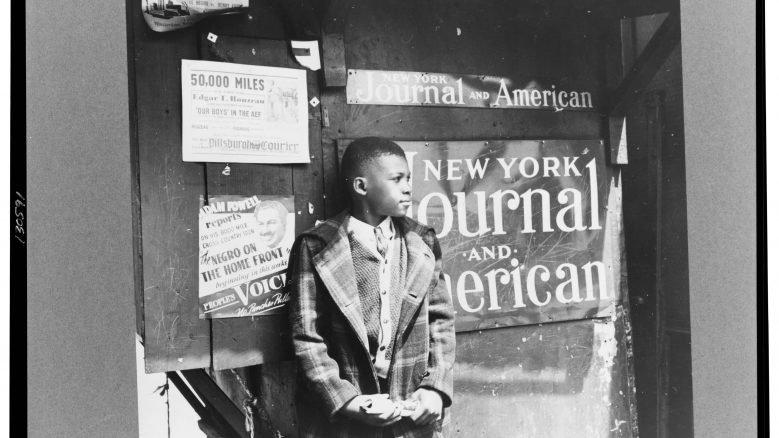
14,192,25,244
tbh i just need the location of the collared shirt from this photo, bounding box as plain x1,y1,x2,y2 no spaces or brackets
347,215,395,379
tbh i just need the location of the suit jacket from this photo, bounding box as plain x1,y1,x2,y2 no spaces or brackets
287,211,456,438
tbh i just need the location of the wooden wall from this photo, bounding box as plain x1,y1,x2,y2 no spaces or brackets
129,0,312,374
128,1,648,436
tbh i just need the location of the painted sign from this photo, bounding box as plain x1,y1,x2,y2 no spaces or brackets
347,69,597,111
143,0,248,32
198,195,295,318
182,60,309,164
393,140,619,331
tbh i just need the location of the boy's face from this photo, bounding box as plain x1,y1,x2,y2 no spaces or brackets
361,154,412,218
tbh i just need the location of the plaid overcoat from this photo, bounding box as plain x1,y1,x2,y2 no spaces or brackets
287,211,456,438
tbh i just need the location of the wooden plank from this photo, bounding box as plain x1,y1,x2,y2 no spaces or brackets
269,0,323,39
167,372,210,422
621,91,664,437
664,331,693,436
198,1,286,40
197,35,313,369
600,18,628,164
207,366,298,438
621,18,638,79
575,0,677,20
291,69,325,234
320,89,349,217
321,0,355,88
197,34,324,438
322,31,346,87
212,316,292,370
180,369,250,438
344,105,603,140
346,0,551,77
608,12,680,117
614,306,640,437
126,0,145,341
257,361,299,438
130,3,212,373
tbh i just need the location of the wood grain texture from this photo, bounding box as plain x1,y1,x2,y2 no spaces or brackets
200,1,286,40
322,31,346,87
320,89,349,216
196,34,323,369
291,69,326,234
197,32,324,437
621,91,664,438
198,35,292,370
344,105,603,140
609,13,681,117
130,5,211,373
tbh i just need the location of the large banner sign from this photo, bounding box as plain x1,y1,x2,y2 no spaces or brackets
347,69,597,111
182,60,309,164
198,195,295,318
394,140,620,332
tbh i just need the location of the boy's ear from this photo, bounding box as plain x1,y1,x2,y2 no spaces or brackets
353,176,368,196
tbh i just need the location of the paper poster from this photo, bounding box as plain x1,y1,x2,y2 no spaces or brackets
182,60,310,164
347,69,597,111
198,195,295,318
390,140,618,331
142,0,249,32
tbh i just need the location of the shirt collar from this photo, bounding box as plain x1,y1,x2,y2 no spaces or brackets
376,216,394,239
348,215,395,241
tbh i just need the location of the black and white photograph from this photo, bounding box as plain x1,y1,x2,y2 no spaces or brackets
21,0,761,437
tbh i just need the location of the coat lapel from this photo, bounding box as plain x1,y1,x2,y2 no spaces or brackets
395,219,436,336
311,216,371,354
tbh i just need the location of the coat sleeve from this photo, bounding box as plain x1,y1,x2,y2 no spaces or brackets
287,235,361,418
418,230,456,408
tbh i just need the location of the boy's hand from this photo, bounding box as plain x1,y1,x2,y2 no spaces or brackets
409,388,443,426
339,394,402,427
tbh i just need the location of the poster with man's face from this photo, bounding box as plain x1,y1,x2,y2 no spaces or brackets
255,202,287,249
198,195,295,318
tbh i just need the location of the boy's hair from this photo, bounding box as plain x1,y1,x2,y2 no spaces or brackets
340,137,406,189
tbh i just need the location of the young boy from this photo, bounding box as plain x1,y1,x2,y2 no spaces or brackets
286,137,456,438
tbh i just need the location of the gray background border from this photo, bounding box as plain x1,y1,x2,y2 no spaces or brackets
681,0,757,436
25,0,758,436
